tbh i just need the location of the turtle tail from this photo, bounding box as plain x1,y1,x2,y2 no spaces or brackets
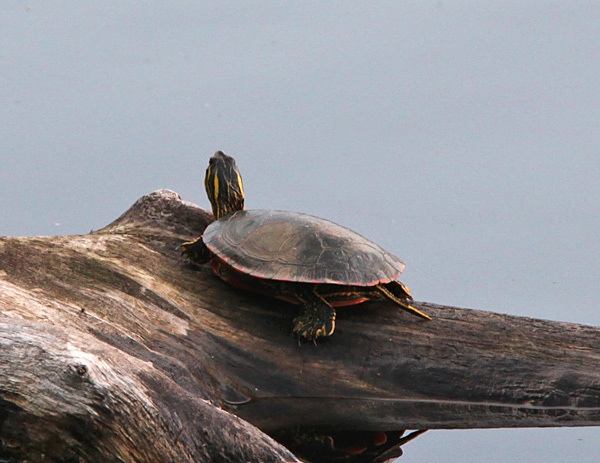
376,283,431,320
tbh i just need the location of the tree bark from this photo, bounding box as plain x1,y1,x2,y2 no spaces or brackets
1,190,599,462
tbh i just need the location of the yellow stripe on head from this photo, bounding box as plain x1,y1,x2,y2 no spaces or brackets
204,165,213,203
213,173,219,204
236,172,245,208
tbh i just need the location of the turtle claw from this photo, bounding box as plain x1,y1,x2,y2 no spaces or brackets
293,310,336,342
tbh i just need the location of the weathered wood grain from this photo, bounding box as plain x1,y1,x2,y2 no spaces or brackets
1,189,599,462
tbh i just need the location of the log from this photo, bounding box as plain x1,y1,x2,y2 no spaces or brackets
1,189,599,462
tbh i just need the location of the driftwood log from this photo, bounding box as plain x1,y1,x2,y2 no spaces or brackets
1,189,599,462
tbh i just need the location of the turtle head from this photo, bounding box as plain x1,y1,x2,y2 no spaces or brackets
205,151,245,219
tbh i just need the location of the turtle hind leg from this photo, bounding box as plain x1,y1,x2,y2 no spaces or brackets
377,282,432,320
292,287,336,341
182,237,211,264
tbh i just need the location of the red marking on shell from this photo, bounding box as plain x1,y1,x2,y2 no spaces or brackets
330,297,369,307
372,431,388,446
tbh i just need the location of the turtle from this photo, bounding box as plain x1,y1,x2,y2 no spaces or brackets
275,427,428,463
183,151,430,341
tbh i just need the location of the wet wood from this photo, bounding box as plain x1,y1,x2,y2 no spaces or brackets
1,189,599,462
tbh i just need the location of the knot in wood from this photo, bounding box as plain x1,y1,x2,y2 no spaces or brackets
71,363,88,377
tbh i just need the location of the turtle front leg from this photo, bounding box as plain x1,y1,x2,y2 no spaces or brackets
292,287,336,341
182,236,211,264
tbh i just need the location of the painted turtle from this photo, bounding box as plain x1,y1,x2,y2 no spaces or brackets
183,151,430,341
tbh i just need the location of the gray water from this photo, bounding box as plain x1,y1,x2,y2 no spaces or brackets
2,2,599,461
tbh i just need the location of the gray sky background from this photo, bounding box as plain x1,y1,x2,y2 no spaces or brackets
1,2,599,461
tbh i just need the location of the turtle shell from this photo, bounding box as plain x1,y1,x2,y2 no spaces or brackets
202,209,406,286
